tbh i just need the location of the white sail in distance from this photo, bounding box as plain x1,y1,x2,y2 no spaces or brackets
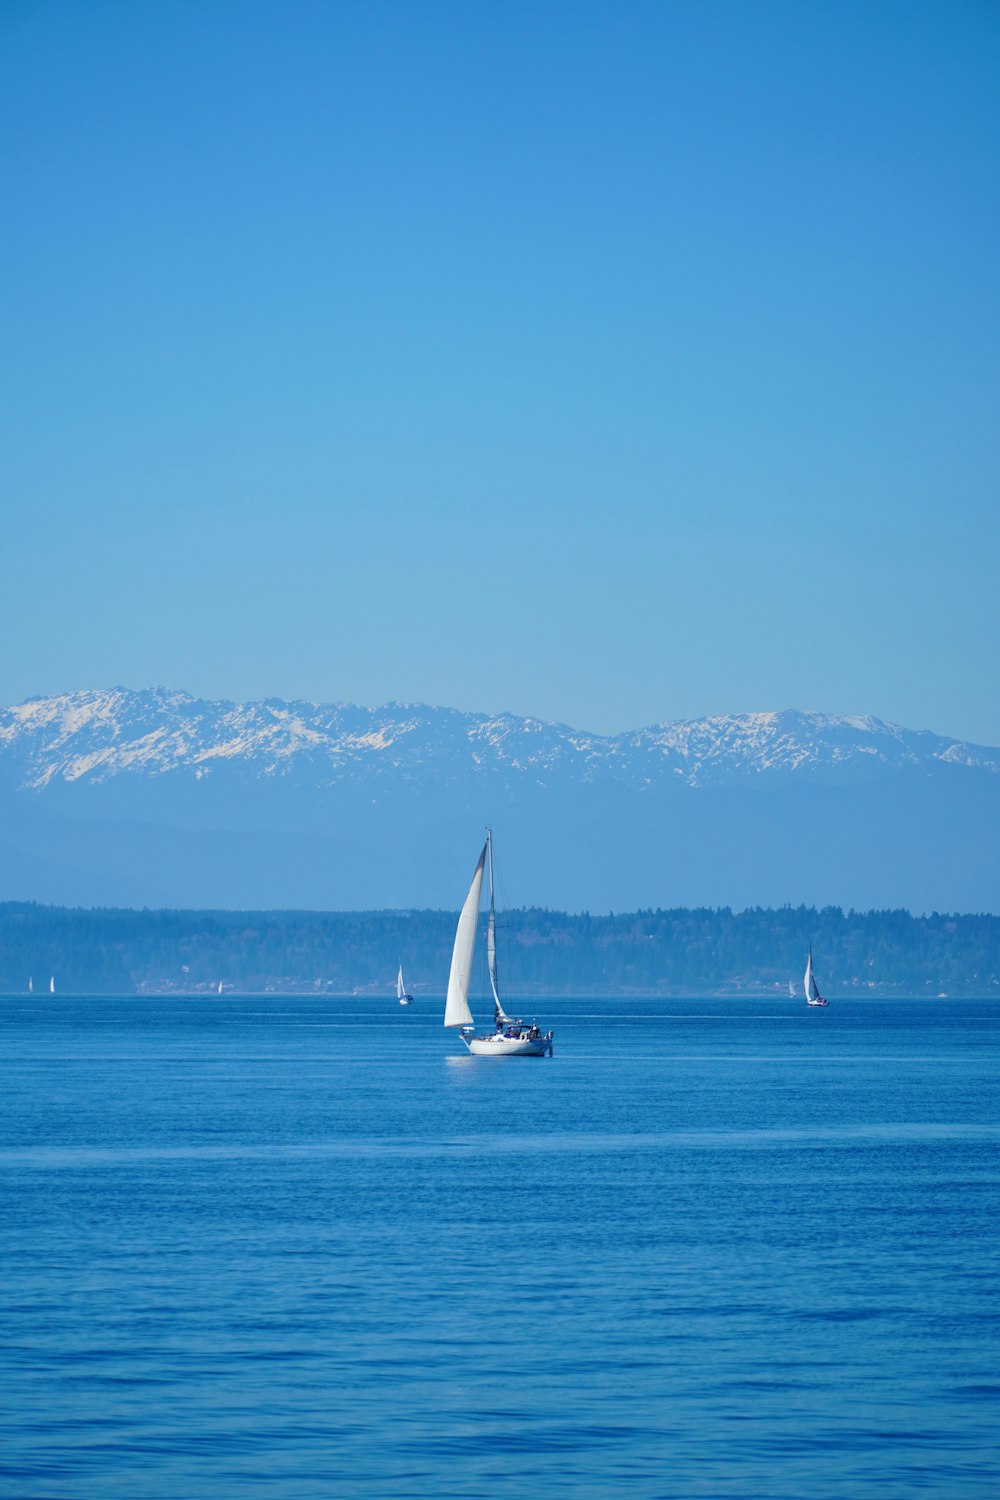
444,843,487,1027
804,950,826,1004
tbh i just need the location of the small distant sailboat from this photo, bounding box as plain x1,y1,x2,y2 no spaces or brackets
217,981,223,996
444,830,553,1056
28,976,33,994
788,980,796,999
397,964,413,1005
49,976,55,995
804,949,829,1007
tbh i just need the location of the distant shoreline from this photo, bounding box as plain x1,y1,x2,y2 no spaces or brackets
2,900,996,1000
1,990,974,1001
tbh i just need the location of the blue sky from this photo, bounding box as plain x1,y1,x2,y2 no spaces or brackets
2,0,998,741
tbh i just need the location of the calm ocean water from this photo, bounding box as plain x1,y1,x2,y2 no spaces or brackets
1,995,998,1499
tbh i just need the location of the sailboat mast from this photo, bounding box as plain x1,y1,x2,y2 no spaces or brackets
487,830,496,957
485,829,511,1027
487,829,499,1020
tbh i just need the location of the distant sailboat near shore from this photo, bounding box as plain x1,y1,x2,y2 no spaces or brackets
443,830,553,1056
804,949,829,1007
397,964,413,1005
49,976,55,995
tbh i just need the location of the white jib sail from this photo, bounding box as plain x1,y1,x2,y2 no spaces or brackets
444,843,487,1027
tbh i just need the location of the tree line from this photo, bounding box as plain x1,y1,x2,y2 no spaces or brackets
0,901,997,997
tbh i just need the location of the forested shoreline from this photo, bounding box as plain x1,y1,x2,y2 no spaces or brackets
0,901,997,997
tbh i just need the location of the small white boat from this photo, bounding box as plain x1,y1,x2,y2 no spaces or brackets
49,976,55,995
788,980,796,999
397,963,413,1005
444,830,553,1056
804,949,829,1007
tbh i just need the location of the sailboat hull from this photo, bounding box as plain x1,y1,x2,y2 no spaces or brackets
465,1034,552,1056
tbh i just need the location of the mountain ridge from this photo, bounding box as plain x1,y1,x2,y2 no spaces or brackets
1,688,997,913
3,687,998,792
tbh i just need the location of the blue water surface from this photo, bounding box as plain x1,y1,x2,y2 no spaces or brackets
1,995,998,1498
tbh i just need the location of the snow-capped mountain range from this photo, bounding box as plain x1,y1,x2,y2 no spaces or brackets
2,687,997,792
1,688,997,913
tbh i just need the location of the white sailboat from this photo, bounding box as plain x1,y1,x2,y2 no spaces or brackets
804,949,829,1007
788,980,796,999
443,831,553,1056
397,963,413,1005
49,976,55,995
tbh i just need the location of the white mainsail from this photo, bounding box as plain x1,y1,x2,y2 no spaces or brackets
397,963,405,1001
486,831,512,1024
487,908,500,1007
444,843,486,1028
50,976,55,994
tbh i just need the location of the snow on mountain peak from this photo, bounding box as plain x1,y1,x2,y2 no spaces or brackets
0,688,997,795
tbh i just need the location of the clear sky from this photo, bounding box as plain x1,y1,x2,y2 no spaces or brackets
2,0,998,742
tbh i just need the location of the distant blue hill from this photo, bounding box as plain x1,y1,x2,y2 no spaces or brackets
0,688,997,912
1,902,996,998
